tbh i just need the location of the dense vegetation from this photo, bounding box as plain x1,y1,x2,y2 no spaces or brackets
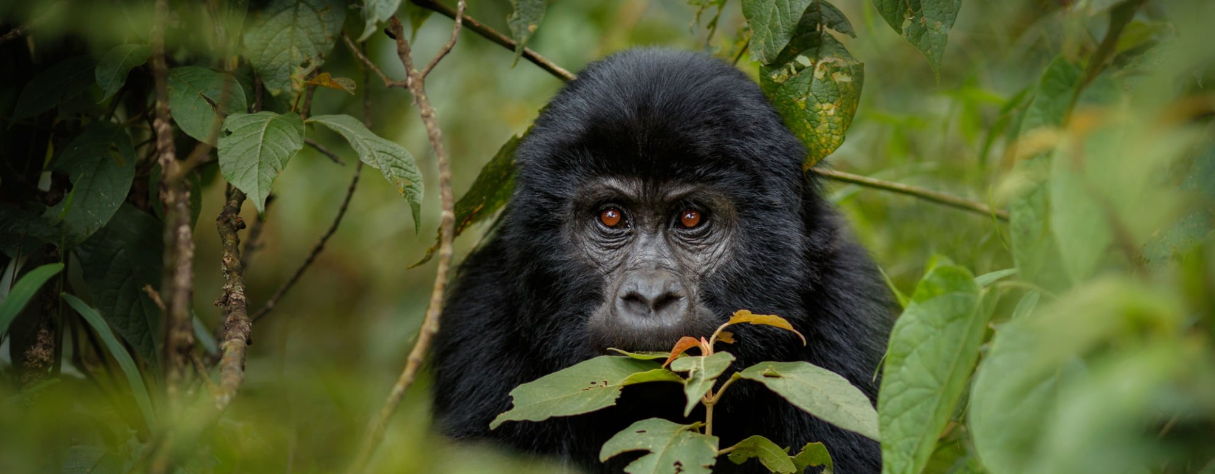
0,0,1212,473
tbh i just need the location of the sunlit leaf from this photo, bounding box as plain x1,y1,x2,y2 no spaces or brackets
507,0,546,66
0,264,63,336
243,0,346,96
599,418,719,474
62,293,157,428
740,361,879,440
217,111,305,213
877,264,984,474
358,0,402,42
168,66,248,144
12,56,95,119
45,122,136,245
872,0,962,76
670,352,734,416
740,0,814,64
95,44,150,102
490,357,682,429
662,336,706,367
725,435,797,473
721,310,806,344
305,72,356,94
307,114,423,230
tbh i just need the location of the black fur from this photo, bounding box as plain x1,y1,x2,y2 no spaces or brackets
431,49,894,473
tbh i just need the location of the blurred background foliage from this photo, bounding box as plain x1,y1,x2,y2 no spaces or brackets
1,0,1213,473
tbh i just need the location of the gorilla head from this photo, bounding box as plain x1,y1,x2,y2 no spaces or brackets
432,49,892,474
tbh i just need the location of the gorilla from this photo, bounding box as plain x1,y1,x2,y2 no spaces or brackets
431,49,894,473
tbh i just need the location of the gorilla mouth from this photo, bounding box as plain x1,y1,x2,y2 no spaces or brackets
586,306,719,354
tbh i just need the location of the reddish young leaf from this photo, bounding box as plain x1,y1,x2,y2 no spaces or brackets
663,336,706,368
724,310,807,345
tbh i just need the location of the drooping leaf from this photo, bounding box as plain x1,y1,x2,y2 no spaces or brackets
720,310,806,344
599,418,719,474
877,264,984,474
507,0,546,66
791,442,834,473
45,122,136,245
62,293,157,428
872,0,962,76
0,263,63,336
304,72,356,94
490,356,682,429
12,56,96,119
75,204,164,366
306,114,423,230
662,336,706,367
168,66,248,144
740,0,814,64
670,352,735,416
759,15,863,167
973,268,1017,287
358,0,403,42
740,361,879,440
725,435,797,473
243,0,346,96
217,111,306,213
95,44,151,102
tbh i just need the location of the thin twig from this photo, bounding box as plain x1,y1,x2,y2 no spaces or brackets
304,138,348,166
420,0,466,79
341,32,405,88
408,0,575,81
0,2,61,46
345,8,463,473
732,35,751,66
214,186,252,410
810,168,1009,221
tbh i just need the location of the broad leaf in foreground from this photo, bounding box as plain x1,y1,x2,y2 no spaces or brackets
600,418,719,474
218,111,305,212
243,0,346,95
46,122,136,245
740,361,879,440
740,0,814,64
307,114,423,230
12,56,96,119
872,0,962,76
0,263,64,335
490,356,681,429
877,264,984,474
507,0,546,65
670,352,735,416
95,44,151,102
167,66,248,143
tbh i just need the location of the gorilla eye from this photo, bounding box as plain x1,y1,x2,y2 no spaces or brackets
599,207,624,228
678,209,702,229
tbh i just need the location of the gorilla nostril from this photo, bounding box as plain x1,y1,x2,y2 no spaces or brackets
651,293,683,312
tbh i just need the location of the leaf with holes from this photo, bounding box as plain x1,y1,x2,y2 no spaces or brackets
491,356,682,429
600,418,719,474
13,56,96,119
243,0,346,96
45,122,136,245
218,111,305,213
307,114,423,230
872,0,962,76
671,352,734,416
168,66,248,144
95,44,150,102
507,0,546,66
740,0,814,64
358,0,402,42
741,361,879,440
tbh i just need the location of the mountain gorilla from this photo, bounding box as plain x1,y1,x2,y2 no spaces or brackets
430,49,894,473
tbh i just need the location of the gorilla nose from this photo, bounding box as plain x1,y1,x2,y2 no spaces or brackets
616,271,688,321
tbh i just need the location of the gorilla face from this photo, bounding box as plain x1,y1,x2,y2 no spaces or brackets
571,176,739,352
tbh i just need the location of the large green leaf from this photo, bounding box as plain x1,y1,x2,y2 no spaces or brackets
218,112,305,213
0,263,63,336
243,0,346,96
168,66,248,144
46,122,137,245
724,435,797,473
490,356,682,429
306,114,423,230
877,264,984,474
95,44,151,102
740,0,814,64
62,293,157,429
75,204,164,366
12,56,96,119
759,6,863,167
1050,144,1111,284
599,418,719,474
670,351,734,416
872,0,962,76
739,361,879,440
358,0,402,42
507,0,546,66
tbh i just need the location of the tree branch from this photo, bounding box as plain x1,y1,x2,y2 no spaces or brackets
408,0,575,81
810,168,1009,221
214,186,251,410
304,138,348,166
345,6,464,473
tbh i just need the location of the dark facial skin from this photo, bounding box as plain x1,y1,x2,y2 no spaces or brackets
572,176,738,352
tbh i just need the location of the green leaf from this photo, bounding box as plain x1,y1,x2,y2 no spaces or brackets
877,264,984,474
599,418,719,474
759,14,864,167
1010,291,1039,320
95,44,151,102
490,356,681,429
243,0,346,96
740,361,879,440
358,0,402,42
725,435,797,473
306,114,423,230
75,204,164,366
973,268,1017,287
0,205,57,258
740,0,814,64
670,351,735,416
507,0,546,66
12,56,96,120
1049,148,1111,284
218,111,305,213
168,66,248,144
0,263,63,336
62,293,157,428
412,131,521,267
46,122,137,245
608,348,671,360
872,0,962,76
403,1,434,40
791,442,834,473
1018,57,1083,136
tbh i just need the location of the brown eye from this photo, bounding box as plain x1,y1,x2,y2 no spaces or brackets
600,208,623,228
679,209,702,228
